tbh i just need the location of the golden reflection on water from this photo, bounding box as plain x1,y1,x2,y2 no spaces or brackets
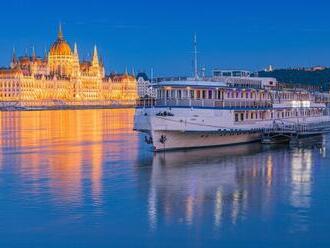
0,109,137,206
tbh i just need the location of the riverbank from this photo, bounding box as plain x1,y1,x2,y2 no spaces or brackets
0,100,137,111
0,104,136,112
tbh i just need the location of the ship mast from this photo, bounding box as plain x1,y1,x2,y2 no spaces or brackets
193,33,199,80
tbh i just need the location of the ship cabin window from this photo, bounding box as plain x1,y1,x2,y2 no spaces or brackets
217,90,221,99
235,113,239,122
240,113,244,121
202,90,206,99
208,90,213,99
251,112,254,119
171,90,175,98
190,90,195,98
177,90,182,99
166,90,170,99
246,112,249,119
196,90,201,99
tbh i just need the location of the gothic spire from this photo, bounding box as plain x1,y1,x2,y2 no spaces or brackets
32,46,36,60
12,47,17,63
58,23,63,40
92,45,99,66
73,42,80,62
74,42,78,55
44,47,48,60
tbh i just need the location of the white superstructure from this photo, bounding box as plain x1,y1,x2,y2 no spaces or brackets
134,77,330,151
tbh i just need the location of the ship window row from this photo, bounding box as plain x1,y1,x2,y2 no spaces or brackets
226,91,269,100
158,88,271,100
158,88,314,102
234,109,323,122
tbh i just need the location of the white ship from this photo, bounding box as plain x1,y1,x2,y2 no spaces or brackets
134,38,330,151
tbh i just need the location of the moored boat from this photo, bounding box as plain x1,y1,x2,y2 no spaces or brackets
134,77,330,151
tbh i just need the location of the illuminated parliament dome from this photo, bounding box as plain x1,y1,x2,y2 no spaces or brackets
48,24,74,76
49,33,72,56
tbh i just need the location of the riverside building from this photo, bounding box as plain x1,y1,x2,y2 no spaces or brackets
0,25,137,107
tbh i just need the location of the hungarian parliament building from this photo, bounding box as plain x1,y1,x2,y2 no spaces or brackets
0,26,137,107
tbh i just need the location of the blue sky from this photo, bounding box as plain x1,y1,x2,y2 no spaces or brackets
0,0,330,76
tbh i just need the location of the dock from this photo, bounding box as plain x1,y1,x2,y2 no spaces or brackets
261,120,330,144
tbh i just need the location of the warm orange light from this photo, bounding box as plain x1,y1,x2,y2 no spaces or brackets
0,26,138,105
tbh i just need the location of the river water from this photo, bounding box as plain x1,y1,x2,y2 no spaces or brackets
0,109,329,247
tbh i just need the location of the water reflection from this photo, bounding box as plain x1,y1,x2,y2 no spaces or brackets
0,110,328,246
0,109,138,209
148,136,326,232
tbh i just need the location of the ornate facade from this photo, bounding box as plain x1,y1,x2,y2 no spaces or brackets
0,25,137,106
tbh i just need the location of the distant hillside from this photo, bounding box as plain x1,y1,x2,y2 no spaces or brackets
258,68,330,91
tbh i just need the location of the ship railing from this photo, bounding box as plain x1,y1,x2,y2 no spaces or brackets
137,98,273,109
137,98,272,109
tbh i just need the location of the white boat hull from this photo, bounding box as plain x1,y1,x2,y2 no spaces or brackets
151,130,261,151
135,107,330,152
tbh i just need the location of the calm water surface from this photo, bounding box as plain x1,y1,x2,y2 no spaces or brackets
0,109,330,247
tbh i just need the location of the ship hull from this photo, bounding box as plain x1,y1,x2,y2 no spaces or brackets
151,130,262,151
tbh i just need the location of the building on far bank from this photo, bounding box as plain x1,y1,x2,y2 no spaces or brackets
136,72,156,98
0,25,137,107
213,69,251,78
